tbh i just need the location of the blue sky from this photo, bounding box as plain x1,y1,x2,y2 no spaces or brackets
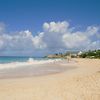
0,0,100,33
0,0,100,56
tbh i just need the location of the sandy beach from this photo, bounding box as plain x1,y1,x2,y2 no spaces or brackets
0,58,100,100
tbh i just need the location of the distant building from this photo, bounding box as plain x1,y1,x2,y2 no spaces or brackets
77,51,82,56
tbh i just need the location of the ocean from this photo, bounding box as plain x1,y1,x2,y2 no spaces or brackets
0,56,49,64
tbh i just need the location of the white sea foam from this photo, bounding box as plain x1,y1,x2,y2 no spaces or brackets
27,58,62,64
0,58,62,70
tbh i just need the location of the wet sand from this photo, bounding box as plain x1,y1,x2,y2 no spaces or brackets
0,60,75,79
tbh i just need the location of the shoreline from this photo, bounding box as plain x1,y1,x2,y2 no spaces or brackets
0,59,76,79
0,58,100,100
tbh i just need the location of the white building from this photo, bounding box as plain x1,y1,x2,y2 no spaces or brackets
77,51,82,56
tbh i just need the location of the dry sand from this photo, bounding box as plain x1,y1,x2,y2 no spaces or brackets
0,58,100,100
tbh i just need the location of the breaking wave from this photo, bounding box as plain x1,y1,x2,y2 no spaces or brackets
0,58,62,70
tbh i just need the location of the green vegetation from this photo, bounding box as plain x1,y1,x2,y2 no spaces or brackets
80,50,100,59
46,50,100,59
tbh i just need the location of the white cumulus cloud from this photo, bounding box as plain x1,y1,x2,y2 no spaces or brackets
0,21,100,56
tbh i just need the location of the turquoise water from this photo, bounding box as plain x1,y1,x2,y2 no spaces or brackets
0,56,46,64
0,56,61,64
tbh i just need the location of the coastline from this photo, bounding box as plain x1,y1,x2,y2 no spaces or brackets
0,58,100,100
0,59,76,79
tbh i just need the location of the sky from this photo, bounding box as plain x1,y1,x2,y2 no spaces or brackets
0,0,100,56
